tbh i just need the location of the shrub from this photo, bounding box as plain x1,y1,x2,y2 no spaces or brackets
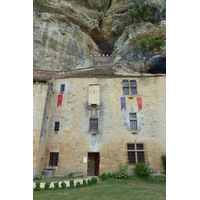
161,154,166,172
134,162,150,178
108,172,117,178
69,180,74,188
87,179,92,185
91,177,97,184
76,181,81,188
44,181,51,190
54,182,59,190
61,181,66,189
149,176,166,183
134,38,166,52
118,163,128,179
129,0,146,24
67,172,74,178
34,181,41,191
99,173,108,180
36,174,45,180
82,179,87,187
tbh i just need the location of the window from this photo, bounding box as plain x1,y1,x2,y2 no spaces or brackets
54,122,60,132
127,143,145,164
60,84,65,93
90,119,98,132
49,152,59,166
122,80,137,95
129,113,137,131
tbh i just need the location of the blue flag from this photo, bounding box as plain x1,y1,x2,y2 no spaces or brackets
121,97,126,110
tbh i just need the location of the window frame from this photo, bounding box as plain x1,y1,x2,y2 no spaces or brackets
122,80,137,96
129,113,138,131
89,118,98,132
127,143,145,165
49,152,59,166
60,84,65,93
54,121,60,132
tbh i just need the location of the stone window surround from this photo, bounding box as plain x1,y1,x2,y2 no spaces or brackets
126,142,146,165
46,150,59,170
60,84,65,93
129,112,138,131
122,79,138,96
52,119,61,133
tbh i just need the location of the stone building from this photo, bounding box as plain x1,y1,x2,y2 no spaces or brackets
33,67,166,177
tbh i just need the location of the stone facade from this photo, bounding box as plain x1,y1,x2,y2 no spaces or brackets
33,75,166,177
33,82,48,176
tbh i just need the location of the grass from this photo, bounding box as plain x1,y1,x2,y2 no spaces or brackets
33,178,166,200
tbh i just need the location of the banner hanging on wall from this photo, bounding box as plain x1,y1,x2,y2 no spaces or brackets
137,97,142,111
121,97,126,110
57,94,63,107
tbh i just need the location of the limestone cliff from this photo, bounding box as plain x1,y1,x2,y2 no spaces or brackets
33,0,166,74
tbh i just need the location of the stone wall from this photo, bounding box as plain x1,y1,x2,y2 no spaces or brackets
35,76,165,176
33,82,48,176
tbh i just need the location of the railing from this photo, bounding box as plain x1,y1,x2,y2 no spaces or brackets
91,54,113,66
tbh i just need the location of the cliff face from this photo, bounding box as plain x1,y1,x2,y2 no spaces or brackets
33,0,166,74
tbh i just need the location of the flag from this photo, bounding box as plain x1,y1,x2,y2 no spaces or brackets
121,97,126,110
57,94,63,107
137,97,142,111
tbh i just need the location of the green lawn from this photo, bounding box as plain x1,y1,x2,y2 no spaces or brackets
33,178,166,200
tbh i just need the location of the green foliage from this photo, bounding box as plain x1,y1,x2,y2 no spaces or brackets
76,181,81,188
82,179,87,187
99,173,108,180
134,162,151,178
87,179,92,185
34,181,41,191
148,176,166,183
44,181,51,190
67,172,74,178
54,182,59,190
36,174,45,180
117,163,128,179
61,181,66,189
134,38,165,52
129,0,147,24
69,180,74,188
91,177,98,184
161,154,166,172
107,172,117,178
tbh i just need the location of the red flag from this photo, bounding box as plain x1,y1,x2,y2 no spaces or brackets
137,97,142,111
57,94,63,107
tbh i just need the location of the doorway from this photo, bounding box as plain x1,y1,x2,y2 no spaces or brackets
87,152,100,176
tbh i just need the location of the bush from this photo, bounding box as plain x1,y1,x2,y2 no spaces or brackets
129,0,146,24
61,181,66,189
87,179,92,185
82,179,87,187
34,181,41,191
44,181,51,190
149,176,166,183
134,38,165,52
117,163,128,179
134,162,150,178
36,174,45,180
161,154,166,172
99,173,108,180
91,177,97,184
54,182,59,190
108,172,117,178
69,180,74,188
76,181,81,188
67,172,74,178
